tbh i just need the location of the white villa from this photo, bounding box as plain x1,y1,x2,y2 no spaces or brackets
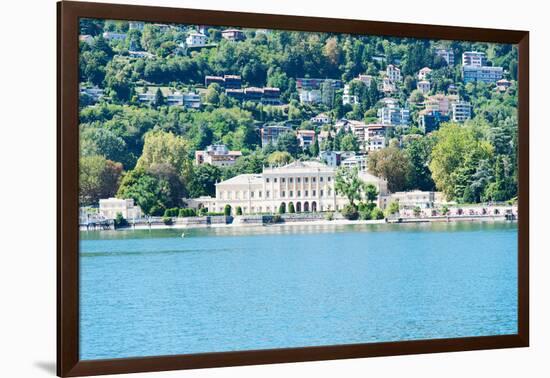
186,161,388,214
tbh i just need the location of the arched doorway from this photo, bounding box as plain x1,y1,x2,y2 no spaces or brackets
296,202,302,212
303,201,309,212
311,201,317,212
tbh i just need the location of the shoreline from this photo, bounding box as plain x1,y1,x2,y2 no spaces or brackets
81,215,516,232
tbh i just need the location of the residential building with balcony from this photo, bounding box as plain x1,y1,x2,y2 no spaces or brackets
365,124,390,152
341,155,368,171
195,144,243,167
204,74,242,89
451,101,472,122
417,80,431,94
261,124,293,146
377,98,410,126
462,51,487,67
102,32,126,41
296,130,316,149
311,113,331,124
435,48,454,65
186,32,208,47
221,29,246,41
386,64,402,82
462,65,504,83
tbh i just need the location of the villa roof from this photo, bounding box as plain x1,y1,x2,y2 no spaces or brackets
216,174,263,187
264,160,334,174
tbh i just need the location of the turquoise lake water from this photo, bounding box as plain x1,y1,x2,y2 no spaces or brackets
79,222,518,360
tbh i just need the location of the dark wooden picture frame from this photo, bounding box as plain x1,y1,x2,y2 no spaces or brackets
58,1,529,376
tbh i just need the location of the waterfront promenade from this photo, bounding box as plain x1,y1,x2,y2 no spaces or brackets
80,204,518,231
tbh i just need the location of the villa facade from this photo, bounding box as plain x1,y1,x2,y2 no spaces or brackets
186,161,388,214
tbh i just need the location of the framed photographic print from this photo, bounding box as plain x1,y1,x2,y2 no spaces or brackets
57,1,529,376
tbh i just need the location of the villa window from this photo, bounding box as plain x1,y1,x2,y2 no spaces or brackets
328,177,331,182
290,190,294,197
312,177,316,183
313,190,316,196
305,177,309,183
259,191,262,198
266,178,270,183
298,190,301,197
281,191,285,197
274,178,278,183
281,178,286,183
251,191,255,198
297,178,301,183
289,178,293,183
320,177,324,182
266,191,270,198
305,190,309,197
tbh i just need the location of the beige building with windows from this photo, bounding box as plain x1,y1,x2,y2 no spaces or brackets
99,198,143,220
187,161,388,214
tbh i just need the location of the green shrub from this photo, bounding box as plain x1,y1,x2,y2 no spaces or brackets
164,207,179,217
385,201,400,218
224,204,232,216
324,211,334,221
236,206,243,215
149,205,164,216
288,202,295,213
371,207,385,220
413,206,422,217
178,208,197,217
341,204,359,220
162,216,173,225
114,212,128,229
357,202,374,220
278,203,286,214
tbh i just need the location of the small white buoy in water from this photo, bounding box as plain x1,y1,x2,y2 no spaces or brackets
181,232,185,238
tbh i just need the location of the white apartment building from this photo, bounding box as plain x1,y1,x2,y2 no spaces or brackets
452,101,472,122
386,64,402,82
462,65,504,83
417,80,431,94
462,51,487,67
129,21,145,30
435,48,454,65
80,86,104,101
299,90,322,104
195,144,243,167
186,32,208,47
310,113,331,124
183,92,201,108
365,124,389,152
102,32,127,41
377,99,410,126
99,198,142,220
187,161,388,214
341,155,368,171
342,84,359,106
